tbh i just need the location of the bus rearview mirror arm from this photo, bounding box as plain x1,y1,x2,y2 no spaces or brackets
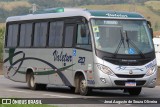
150,28,153,38
147,21,153,38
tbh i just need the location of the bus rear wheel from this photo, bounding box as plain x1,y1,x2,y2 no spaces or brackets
127,87,142,96
27,72,46,90
79,76,91,96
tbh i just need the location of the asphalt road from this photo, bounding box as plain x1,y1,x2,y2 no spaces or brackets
0,75,160,107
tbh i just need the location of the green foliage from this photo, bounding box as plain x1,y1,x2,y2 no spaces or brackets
0,6,30,23
27,0,151,8
0,28,4,62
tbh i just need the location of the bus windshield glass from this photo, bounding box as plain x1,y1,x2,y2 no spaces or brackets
91,19,154,55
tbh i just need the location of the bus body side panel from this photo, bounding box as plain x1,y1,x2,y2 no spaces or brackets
72,49,94,87
26,48,51,84
48,49,64,85
60,48,74,86
3,47,94,87
3,48,56,84
3,48,28,83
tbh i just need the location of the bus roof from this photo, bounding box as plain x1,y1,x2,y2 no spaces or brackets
6,7,145,22
88,10,144,19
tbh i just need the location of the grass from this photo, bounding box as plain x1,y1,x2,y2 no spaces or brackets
0,1,31,11
0,24,5,29
145,1,160,11
0,105,57,107
0,28,4,63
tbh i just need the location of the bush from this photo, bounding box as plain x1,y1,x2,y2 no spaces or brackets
0,28,4,62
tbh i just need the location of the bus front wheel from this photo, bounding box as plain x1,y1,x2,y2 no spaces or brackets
79,76,91,96
128,87,142,96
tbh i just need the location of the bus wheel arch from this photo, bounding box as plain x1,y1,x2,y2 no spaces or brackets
26,68,34,83
74,71,91,96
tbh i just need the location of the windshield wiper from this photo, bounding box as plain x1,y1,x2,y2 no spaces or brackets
121,30,125,48
113,30,125,58
125,31,145,58
125,32,130,48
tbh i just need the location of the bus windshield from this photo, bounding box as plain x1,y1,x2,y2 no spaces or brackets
91,19,154,55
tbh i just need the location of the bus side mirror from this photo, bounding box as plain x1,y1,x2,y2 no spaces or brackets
150,28,153,38
147,21,152,27
147,21,153,38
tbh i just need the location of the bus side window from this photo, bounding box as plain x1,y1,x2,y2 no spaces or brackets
19,23,32,47
76,24,92,50
33,22,48,47
64,25,75,47
49,21,64,47
7,24,19,47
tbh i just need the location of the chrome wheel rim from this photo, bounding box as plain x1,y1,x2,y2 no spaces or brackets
30,75,35,87
80,79,87,93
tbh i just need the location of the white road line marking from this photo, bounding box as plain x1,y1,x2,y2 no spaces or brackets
125,104,132,105
6,89,30,93
43,94,74,98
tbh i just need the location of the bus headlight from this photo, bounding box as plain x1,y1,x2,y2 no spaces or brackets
96,64,114,75
145,65,157,76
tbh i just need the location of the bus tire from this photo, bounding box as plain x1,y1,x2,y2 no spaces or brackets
128,87,142,96
79,76,91,96
27,72,37,90
27,72,46,90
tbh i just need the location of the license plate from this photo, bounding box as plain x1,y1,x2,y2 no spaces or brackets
125,82,136,86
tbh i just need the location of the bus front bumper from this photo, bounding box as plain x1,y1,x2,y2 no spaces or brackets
95,71,157,88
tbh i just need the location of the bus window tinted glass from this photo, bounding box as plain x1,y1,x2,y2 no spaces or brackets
25,23,32,47
20,24,25,47
40,22,48,47
34,23,40,47
7,24,19,47
64,25,74,47
49,21,64,47
7,25,13,47
49,22,56,47
34,22,48,47
19,23,32,47
76,24,92,50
